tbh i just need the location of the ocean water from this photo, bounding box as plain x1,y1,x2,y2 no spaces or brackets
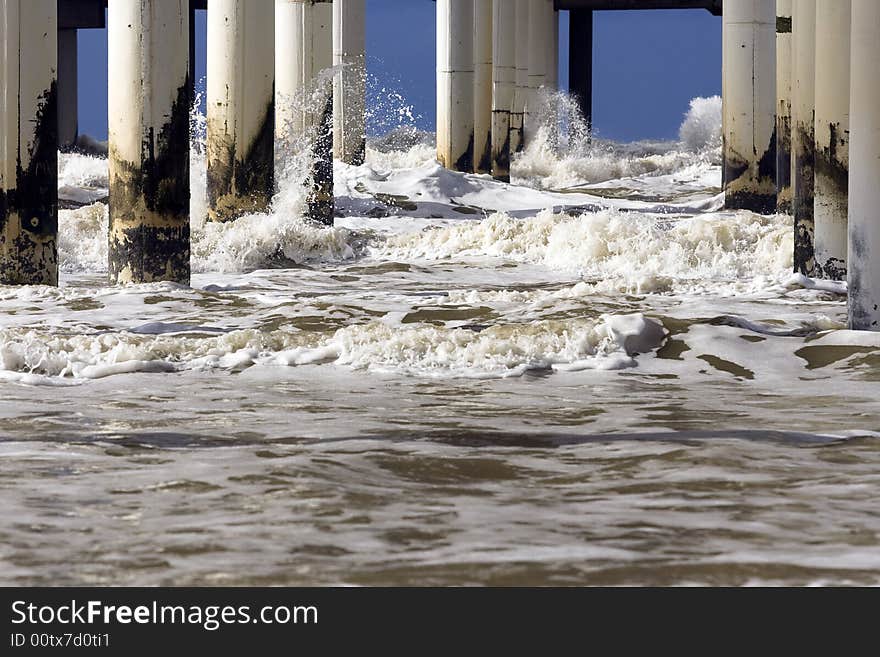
2,96,879,586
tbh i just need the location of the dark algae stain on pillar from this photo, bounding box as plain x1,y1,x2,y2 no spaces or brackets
776,112,792,213
109,80,191,285
815,121,849,281
476,130,492,175
793,121,816,275
208,98,275,223
309,92,335,226
491,112,511,183
1,82,58,286
723,133,777,215
454,132,475,174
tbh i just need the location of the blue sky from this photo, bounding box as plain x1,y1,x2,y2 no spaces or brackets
77,2,721,143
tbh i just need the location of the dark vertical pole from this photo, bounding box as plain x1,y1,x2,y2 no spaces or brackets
569,8,593,129
189,0,197,95
58,28,78,150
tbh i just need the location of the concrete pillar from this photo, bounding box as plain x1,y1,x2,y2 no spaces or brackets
333,0,366,166
207,0,274,222
510,0,528,153
108,0,190,285
473,0,493,174
525,0,549,142
58,29,78,150
437,0,474,172
776,0,792,213
792,0,816,274
547,8,559,92
569,9,593,129
722,0,776,214
490,0,514,181
0,0,58,286
276,0,334,225
846,0,880,330
813,0,850,281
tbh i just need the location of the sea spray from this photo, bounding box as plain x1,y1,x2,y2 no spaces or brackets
513,92,723,189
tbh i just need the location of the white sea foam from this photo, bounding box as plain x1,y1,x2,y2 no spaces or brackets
0,314,667,381
378,208,794,295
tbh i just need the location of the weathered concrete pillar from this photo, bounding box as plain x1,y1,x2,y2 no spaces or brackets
207,0,274,222
792,0,816,274
474,0,493,174
437,0,474,172
58,29,78,150
510,0,528,153
333,0,366,166
0,0,58,286
276,0,334,225
525,0,549,142
722,0,776,214
490,0,514,181
776,0,793,213
108,0,191,285
813,0,850,281
846,0,880,330
569,9,593,129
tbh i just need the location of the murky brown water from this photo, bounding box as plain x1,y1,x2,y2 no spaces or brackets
3,143,880,586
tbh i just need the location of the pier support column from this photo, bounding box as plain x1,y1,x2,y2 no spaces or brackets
510,0,528,153
474,0,493,174
490,0,514,181
792,0,816,274
276,0,334,225
0,0,58,286
722,0,776,214
207,0,274,222
58,29,78,150
333,0,366,166
813,0,850,282
569,9,593,129
547,8,559,92
525,0,550,143
776,0,792,213
846,0,880,330
437,0,474,172
108,0,191,285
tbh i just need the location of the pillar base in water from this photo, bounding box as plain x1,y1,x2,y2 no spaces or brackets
722,148,778,216
0,1,59,286
308,94,335,227
207,0,275,224
207,104,276,224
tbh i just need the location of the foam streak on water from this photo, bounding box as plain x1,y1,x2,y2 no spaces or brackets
2,97,879,586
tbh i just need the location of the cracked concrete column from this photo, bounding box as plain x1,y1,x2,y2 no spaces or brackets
108,0,191,285
0,0,58,286
207,0,275,222
722,0,777,214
